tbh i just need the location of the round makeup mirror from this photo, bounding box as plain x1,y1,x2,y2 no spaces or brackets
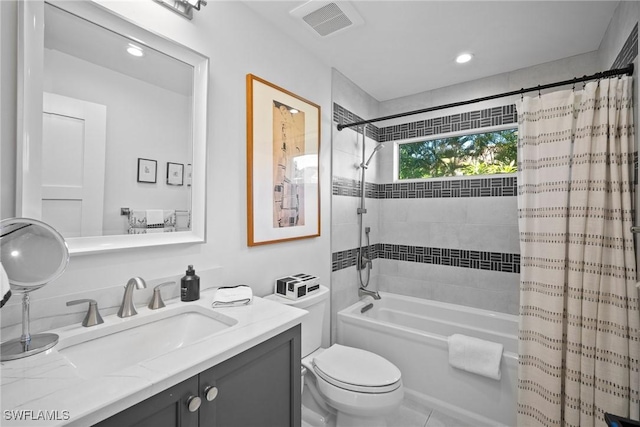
0,218,69,361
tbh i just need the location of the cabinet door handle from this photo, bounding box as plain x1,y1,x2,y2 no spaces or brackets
204,386,219,402
186,395,202,412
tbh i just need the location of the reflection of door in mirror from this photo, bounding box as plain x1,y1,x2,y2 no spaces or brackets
42,93,106,238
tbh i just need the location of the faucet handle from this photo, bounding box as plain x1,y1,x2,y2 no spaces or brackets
148,281,176,310
66,299,104,327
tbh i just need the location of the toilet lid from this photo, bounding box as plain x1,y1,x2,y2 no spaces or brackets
312,344,402,393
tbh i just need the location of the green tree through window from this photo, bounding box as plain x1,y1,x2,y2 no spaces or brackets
398,128,517,179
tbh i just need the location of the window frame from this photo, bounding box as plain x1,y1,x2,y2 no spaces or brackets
393,123,518,183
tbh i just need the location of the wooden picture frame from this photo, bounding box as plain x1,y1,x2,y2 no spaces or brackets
246,74,321,246
167,162,184,186
137,158,157,183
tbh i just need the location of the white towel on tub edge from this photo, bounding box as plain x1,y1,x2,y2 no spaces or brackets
448,333,503,380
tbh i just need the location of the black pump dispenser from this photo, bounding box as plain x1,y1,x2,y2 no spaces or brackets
181,265,200,301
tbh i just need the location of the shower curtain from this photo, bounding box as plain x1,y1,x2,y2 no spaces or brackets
517,76,639,427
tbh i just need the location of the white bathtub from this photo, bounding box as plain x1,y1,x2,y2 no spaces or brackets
337,292,518,427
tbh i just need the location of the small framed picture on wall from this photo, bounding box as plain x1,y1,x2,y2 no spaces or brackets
167,162,184,186
137,158,157,183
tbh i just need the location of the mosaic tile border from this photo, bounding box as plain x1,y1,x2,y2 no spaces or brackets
612,22,638,70
331,247,365,271
377,105,517,143
332,243,520,274
332,176,517,199
332,177,378,198
333,103,517,144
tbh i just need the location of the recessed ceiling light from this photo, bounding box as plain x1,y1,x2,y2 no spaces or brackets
456,53,473,64
127,44,144,57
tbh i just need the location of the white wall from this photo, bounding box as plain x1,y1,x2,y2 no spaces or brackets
598,1,639,70
1,1,332,348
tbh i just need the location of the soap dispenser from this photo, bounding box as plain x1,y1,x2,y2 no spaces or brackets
181,265,200,301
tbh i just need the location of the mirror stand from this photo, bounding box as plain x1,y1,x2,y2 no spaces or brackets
0,218,70,361
1,292,59,361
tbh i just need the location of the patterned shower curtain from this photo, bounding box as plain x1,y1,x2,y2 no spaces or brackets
517,76,639,427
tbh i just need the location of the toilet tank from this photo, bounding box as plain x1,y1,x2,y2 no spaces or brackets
265,285,329,357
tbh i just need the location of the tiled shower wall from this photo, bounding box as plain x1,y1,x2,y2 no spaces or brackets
330,73,381,338
332,102,521,318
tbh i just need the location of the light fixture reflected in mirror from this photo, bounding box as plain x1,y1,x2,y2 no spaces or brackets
153,0,207,20
126,43,144,57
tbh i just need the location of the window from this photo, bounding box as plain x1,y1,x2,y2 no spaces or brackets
398,128,517,180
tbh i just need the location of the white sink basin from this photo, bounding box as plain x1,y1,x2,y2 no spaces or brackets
58,306,236,379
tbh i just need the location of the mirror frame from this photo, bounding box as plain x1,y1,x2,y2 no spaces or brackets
17,0,208,255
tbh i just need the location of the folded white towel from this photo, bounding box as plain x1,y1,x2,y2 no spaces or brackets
212,285,253,307
448,334,503,380
146,209,165,228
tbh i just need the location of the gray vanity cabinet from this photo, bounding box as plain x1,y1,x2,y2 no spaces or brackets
199,324,301,426
94,376,199,427
94,325,301,427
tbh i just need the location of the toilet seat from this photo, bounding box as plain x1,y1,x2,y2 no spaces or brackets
312,344,402,393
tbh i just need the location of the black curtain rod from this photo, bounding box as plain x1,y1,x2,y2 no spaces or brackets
337,63,635,131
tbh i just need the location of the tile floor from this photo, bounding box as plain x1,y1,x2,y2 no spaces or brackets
302,396,478,427
385,399,475,427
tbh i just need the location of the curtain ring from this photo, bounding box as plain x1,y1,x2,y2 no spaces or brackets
520,89,524,101
582,75,587,90
572,78,576,92
537,85,541,98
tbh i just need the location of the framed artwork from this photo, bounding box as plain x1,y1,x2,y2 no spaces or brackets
167,162,184,186
246,74,321,246
137,158,157,183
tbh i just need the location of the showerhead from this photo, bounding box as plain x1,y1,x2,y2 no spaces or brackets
362,143,385,168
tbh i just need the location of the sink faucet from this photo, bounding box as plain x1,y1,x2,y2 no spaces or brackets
359,287,381,300
117,277,147,318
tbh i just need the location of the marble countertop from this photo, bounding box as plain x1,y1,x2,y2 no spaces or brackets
0,289,307,426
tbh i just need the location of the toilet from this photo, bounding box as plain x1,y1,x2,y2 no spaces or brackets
266,285,403,427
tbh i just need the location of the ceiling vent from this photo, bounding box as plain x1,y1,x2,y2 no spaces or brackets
290,1,364,38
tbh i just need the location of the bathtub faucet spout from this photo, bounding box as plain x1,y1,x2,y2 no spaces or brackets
359,287,381,300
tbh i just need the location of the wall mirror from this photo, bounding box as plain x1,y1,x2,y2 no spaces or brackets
15,0,208,255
